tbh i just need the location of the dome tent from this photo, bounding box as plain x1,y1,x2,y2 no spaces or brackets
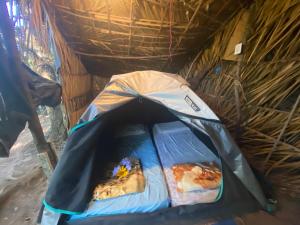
41,71,267,225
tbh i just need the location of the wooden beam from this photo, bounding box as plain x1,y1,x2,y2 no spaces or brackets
74,49,187,59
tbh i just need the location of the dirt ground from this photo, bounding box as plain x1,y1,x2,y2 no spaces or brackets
0,116,299,225
0,116,49,225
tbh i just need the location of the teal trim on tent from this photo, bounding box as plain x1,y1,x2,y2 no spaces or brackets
68,118,97,136
215,178,224,202
43,199,82,215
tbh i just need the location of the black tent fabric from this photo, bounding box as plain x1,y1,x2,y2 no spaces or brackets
0,28,31,157
44,99,262,224
0,110,29,157
23,64,62,108
0,63,61,157
45,98,178,213
0,3,62,156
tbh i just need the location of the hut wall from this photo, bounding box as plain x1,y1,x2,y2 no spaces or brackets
33,0,94,127
63,74,93,127
180,0,300,197
92,76,111,97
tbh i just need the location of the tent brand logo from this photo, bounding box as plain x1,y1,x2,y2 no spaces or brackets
185,95,200,112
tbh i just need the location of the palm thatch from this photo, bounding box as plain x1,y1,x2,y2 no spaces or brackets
29,0,250,125
31,0,93,126
180,0,300,197
32,0,250,75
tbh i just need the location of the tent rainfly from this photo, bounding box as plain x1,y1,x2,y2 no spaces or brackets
40,71,268,225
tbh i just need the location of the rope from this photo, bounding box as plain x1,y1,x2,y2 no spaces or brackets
168,0,173,62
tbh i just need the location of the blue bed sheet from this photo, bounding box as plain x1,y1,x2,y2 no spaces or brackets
152,121,222,206
70,125,169,220
153,121,219,167
213,219,236,225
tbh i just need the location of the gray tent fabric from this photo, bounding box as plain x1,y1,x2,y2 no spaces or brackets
197,119,267,208
79,71,268,209
40,70,269,225
41,207,61,225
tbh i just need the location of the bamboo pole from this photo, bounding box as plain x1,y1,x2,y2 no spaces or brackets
73,50,187,59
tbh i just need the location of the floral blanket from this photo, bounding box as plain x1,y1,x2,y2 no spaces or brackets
93,157,145,200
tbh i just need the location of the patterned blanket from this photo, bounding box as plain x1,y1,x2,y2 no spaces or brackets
93,157,145,200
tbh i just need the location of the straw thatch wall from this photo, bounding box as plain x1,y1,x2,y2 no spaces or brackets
180,0,300,197
93,76,110,97
32,0,93,126
32,0,250,126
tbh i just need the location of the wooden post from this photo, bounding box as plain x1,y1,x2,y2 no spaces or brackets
0,1,57,177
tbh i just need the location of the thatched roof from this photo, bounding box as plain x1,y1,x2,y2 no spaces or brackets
36,0,251,76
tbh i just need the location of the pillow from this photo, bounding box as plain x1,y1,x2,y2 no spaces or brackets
172,163,221,193
93,157,145,200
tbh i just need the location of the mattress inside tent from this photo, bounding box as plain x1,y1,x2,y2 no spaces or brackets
153,121,223,206
70,124,169,220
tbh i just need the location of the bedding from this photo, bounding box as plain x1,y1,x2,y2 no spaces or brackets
70,125,169,220
153,121,222,206
93,157,145,200
172,163,222,192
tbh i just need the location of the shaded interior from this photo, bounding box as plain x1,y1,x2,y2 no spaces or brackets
57,98,260,225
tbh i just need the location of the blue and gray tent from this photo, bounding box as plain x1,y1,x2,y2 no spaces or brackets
40,71,268,225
